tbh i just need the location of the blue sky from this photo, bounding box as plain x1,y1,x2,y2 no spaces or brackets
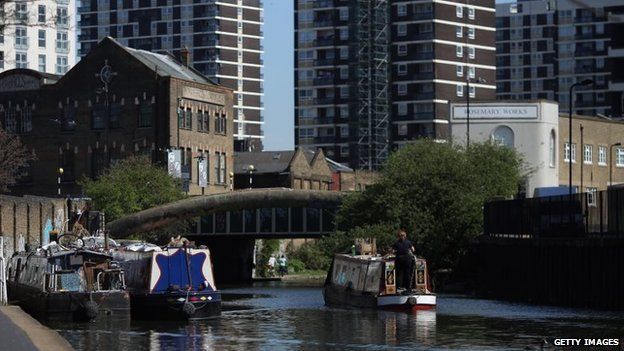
262,1,295,151
261,1,512,151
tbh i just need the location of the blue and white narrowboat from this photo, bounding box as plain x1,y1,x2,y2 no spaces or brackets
114,246,221,320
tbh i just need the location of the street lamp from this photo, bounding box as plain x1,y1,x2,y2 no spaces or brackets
610,142,621,188
247,164,255,189
466,77,486,148
568,79,594,197
57,167,64,196
229,171,234,191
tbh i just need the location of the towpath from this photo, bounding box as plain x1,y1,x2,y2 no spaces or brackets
0,306,73,351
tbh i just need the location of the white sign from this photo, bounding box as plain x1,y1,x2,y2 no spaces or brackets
452,105,538,120
167,149,182,178
198,158,208,187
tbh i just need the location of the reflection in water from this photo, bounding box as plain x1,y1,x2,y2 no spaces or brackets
50,285,624,351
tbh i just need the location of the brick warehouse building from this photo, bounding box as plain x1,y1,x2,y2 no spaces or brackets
0,37,234,197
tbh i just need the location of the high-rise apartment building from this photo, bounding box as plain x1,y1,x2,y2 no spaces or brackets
496,0,624,117
0,0,78,75
295,0,496,169
78,0,264,148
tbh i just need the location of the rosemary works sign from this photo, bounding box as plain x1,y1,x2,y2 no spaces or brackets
452,105,539,120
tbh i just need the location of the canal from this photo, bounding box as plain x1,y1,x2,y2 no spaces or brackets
49,282,624,350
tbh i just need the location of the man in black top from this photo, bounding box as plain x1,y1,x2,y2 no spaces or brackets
392,229,415,292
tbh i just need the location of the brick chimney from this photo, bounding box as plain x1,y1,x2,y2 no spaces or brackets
180,46,190,67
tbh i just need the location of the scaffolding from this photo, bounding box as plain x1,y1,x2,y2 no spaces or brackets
350,0,389,170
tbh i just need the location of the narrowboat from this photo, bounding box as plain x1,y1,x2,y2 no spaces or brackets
113,245,221,320
323,253,436,312
7,246,130,321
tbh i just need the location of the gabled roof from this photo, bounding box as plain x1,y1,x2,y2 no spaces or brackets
234,148,353,175
105,37,216,85
233,150,297,174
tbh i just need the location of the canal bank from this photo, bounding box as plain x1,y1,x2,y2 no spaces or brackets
0,306,73,351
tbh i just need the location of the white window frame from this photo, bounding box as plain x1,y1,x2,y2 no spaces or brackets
456,26,463,38
598,146,607,166
398,64,407,76
565,142,577,163
456,45,463,58
38,54,45,72
456,85,464,97
586,187,597,207
468,66,475,79
468,7,475,20
398,23,407,36
398,103,407,116
398,44,407,56
469,86,475,98
456,65,463,77
15,52,27,68
38,29,46,48
398,124,408,136
583,145,593,164
398,4,407,16
398,83,407,96
617,148,624,167
456,5,463,18
468,46,475,59
468,27,475,39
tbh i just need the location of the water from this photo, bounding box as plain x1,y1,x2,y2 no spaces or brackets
50,282,624,350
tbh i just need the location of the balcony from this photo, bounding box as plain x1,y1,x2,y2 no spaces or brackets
313,58,335,66
314,20,334,28
313,77,335,85
413,12,433,20
413,72,434,80
313,97,335,105
314,38,335,47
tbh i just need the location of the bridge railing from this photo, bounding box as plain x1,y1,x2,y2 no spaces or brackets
484,188,624,239
188,207,336,237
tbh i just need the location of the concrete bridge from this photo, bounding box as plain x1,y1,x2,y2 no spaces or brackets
107,188,346,283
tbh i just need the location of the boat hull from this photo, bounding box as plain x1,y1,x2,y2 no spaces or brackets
130,290,222,320
7,281,130,322
323,284,436,313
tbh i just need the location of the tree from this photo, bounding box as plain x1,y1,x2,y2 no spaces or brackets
80,156,187,223
0,127,34,192
335,140,525,271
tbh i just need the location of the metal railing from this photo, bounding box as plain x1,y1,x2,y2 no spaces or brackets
484,188,624,238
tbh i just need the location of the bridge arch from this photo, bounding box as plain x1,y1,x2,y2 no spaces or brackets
106,188,345,238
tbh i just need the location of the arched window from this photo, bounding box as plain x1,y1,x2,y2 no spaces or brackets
549,130,556,167
491,125,515,148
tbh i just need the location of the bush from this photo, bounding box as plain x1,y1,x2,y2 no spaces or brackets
287,258,306,273
289,242,331,271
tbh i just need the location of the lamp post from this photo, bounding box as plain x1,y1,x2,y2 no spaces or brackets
466,77,486,148
610,142,621,188
229,172,234,191
568,79,594,196
248,164,255,189
57,167,64,197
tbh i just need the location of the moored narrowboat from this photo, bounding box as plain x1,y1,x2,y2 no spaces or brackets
7,246,130,321
323,253,436,312
114,245,221,320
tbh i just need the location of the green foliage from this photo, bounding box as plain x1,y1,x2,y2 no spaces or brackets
80,156,186,223
288,241,331,271
256,239,280,277
287,258,306,273
335,140,525,271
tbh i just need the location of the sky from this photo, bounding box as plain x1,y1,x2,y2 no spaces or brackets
262,1,295,151
261,1,513,151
